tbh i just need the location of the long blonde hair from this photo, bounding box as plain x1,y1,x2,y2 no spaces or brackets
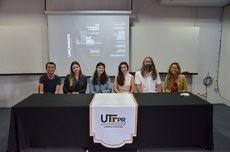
69,61,82,86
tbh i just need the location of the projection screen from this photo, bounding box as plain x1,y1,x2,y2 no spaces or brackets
47,11,130,76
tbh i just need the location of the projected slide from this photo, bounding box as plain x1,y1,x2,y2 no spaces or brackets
48,14,129,76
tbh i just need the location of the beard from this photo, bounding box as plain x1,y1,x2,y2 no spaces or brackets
145,64,152,72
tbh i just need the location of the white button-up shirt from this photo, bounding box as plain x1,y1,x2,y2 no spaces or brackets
135,71,162,93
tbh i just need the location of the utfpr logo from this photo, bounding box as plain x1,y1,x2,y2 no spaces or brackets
101,114,126,123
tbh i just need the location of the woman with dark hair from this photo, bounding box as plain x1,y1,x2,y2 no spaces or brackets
89,62,112,93
63,61,87,94
114,62,135,93
164,62,188,92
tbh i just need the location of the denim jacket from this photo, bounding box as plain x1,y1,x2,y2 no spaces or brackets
89,76,112,93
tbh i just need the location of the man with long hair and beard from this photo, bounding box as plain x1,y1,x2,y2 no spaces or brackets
135,57,163,93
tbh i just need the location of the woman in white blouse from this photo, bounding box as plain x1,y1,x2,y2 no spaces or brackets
113,62,135,93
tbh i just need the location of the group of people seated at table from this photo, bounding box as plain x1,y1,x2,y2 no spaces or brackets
38,56,188,94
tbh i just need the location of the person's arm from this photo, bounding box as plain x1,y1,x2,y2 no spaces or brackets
72,91,79,94
156,83,163,93
54,85,61,94
78,76,87,94
38,76,44,94
182,75,188,92
39,83,44,94
89,77,96,93
54,76,61,94
156,72,163,93
113,76,119,93
63,77,69,94
136,84,143,93
164,75,171,92
135,72,142,93
164,83,171,92
130,75,135,93
102,77,112,93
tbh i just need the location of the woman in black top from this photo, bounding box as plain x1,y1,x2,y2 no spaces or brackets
63,61,87,94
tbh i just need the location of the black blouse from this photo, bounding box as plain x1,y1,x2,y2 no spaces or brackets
63,74,87,94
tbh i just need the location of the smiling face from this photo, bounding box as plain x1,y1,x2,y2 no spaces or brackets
96,65,105,76
170,64,179,76
46,64,55,75
72,64,80,75
120,64,128,75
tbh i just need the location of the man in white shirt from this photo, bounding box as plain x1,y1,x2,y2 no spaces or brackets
135,57,163,93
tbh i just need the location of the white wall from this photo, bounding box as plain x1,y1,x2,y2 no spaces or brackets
219,5,230,105
192,7,227,104
0,0,48,107
131,0,230,105
0,0,230,107
0,0,48,74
